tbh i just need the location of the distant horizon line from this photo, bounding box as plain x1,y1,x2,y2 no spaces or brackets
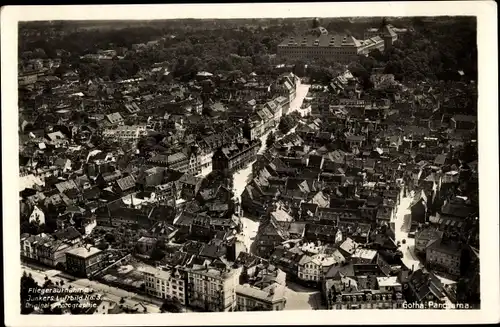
19,16,475,23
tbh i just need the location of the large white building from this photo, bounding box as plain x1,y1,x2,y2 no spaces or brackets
298,252,346,282
141,265,186,305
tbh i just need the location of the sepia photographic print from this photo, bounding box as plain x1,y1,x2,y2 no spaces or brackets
2,2,499,326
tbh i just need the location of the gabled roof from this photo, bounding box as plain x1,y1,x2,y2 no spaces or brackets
379,24,397,38
106,112,123,124
53,226,82,241
339,238,358,255
46,131,66,142
116,175,136,192
55,180,78,193
270,209,294,223
409,269,445,302
427,239,462,256
409,189,427,208
434,154,447,166
124,102,141,114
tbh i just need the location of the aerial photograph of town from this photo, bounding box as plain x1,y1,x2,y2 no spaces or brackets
17,15,480,314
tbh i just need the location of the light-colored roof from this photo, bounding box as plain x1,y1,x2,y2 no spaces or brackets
106,112,123,123
47,131,66,141
352,248,378,261
116,175,136,191
271,209,294,223
55,180,78,193
167,152,188,163
139,265,181,280
376,276,401,288
311,253,344,267
66,246,102,259
339,238,358,254
236,283,286,303
20,174,45,192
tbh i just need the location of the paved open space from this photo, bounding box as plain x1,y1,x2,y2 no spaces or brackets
289,83,311,114
283,281,325,311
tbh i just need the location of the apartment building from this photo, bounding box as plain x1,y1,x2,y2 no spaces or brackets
414,228,444,254
235,283,287,311
21,233,52,261
65,246,106,278
212,140,261,174
149,152,189,172
186,263,242,312
103,125,147,142
325,275,404,310
37,239,79,268
196,148,213,176
425,240,462,276
141,266,186,305
298,253,345,282
328,289,404,309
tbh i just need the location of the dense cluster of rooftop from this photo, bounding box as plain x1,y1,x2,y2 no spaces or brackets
19,19,479,314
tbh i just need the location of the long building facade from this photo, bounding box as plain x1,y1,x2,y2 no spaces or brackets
277,24,397,64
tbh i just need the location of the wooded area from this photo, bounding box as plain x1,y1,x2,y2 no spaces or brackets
20,17,477,84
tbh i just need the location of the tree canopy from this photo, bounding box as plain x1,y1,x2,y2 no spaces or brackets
19,17,477,84
381,18,477,82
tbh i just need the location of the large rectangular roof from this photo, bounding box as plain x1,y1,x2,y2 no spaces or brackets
279,34,361,48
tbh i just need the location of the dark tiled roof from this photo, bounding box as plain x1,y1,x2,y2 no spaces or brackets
53,226,82,241
116,175,136,192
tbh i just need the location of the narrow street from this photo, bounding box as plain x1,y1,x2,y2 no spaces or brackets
233,161,259,253
232,83,311,254
392,190,456,308
393,190,422,271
